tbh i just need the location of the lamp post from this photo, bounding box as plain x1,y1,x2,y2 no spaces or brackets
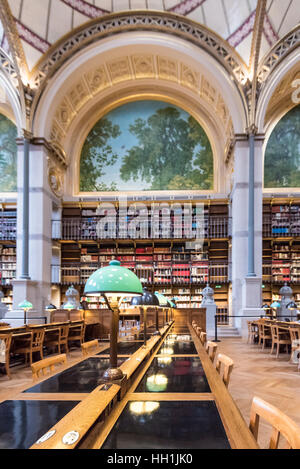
131,287,159,347
155,292,169,330
270,300,281,318
18,300,33,325
84,260,143,381
45,303,57,324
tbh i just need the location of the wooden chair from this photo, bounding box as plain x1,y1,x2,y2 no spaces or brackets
0,333,12,379
82,339,99,356
58,324,70,354
289,327,300,364
205,341,218,363
68,322,85,349
215,353,234,388
200,331,207,345
247,321,258,344
249,396,300,449
257,321,272,350
12,331,33,365
31,354,67,380
43,327,60,354
270,324,291,358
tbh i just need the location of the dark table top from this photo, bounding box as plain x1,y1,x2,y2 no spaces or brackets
157,337,198,355
0,400,78,449
23,357,126,394
102,400,230,449
135,356,210,393
98,341,144,356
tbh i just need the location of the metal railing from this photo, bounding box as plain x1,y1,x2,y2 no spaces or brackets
263,214,300,238
52,216,231,240
0,220,17,241
53,261,231,285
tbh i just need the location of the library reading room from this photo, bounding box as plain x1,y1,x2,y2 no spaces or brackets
0,0,299,453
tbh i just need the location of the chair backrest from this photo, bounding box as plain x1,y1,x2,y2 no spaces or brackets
60,324,70,341
249,396,300,449
32,329,45,348
289,327,300,342
0,333,12,359
31,353,67,380
200,331,207,345
215,353,234,388
205,341,218,362
81,339,99,356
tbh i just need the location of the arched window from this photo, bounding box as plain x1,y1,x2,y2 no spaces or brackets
79,100,213,192
0,113,17,192
264,105,300,188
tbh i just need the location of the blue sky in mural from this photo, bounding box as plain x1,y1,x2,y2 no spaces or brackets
103,101,189,190
80,99,213,192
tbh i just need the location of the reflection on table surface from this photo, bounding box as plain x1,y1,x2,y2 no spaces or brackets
23,357,126,394
0,400,78,449
136,356,210,393
157,338,197,355
98,341,144,356
102,401,230,449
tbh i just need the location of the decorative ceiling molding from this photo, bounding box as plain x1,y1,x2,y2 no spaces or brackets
0,46,18,87
28,11,249,111
0,0,28,77
257,24,300,86
49,53,234,158
248,0,267,126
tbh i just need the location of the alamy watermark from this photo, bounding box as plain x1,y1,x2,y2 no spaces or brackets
92,198,205,250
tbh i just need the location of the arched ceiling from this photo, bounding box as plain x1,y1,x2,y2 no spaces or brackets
4,0,300,70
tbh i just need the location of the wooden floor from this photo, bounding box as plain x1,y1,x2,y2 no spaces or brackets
218,337,300,449
1,336,300,449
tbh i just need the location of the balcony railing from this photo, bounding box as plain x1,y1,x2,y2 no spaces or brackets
0,220,17,241
263,214,300,238
52,216,231,240
52,261,230,285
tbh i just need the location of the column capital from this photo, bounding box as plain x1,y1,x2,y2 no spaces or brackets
22,129,34,141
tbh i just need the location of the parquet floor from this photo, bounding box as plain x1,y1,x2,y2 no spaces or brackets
218,337,300,449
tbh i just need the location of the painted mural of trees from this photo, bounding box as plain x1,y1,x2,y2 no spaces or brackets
80,102,214,192
80,117,121,191
120,107,213,190
0,114,17,192
265,105,300,188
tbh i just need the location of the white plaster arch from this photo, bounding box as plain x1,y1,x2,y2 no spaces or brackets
0,69,23,135
65,81,227,196
256,47,300,134
33,31,247,138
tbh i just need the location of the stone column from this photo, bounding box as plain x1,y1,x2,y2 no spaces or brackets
231,133,264,336
8,140,54,325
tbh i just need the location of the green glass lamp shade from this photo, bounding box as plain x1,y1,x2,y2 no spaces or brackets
271,301,281,308
63,301,75,310
84,260,143,297
169,301,176,308
45,303,57,311
18,300,33,310
154,292,169,306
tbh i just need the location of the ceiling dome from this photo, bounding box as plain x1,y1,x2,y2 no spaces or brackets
1,1,299,70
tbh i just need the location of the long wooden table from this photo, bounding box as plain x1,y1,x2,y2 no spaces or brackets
0,324,171,449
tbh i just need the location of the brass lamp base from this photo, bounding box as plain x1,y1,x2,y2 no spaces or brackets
102,367,124,381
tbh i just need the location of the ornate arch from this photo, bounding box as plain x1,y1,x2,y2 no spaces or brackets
29,11,249,126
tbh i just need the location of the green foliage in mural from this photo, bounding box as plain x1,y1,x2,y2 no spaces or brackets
80,117,121,191
0,114,17,192
265,105,300,188
79,101,213,192
120,107,213,190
